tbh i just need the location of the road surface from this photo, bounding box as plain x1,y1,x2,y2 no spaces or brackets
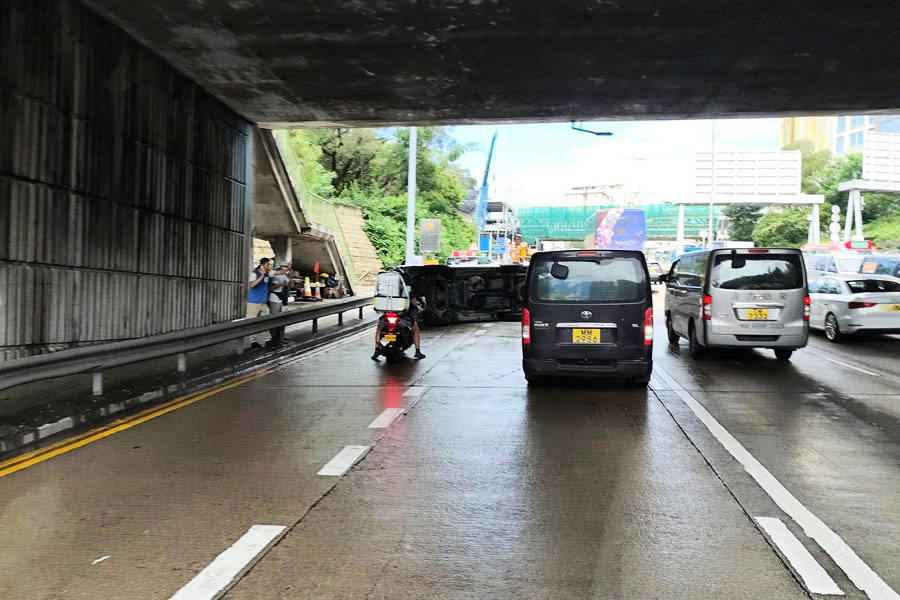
1,295,899,600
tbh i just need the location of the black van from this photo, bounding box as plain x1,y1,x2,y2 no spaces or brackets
521,249,654,386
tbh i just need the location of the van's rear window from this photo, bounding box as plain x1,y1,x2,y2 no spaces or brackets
531,257,646,302
711,254,804,290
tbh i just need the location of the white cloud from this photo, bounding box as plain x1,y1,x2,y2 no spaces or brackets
451,118,781,207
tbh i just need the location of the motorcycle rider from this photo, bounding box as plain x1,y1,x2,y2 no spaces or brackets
372,294,426,361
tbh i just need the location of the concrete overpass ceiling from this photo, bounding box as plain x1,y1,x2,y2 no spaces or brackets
84,1,900,126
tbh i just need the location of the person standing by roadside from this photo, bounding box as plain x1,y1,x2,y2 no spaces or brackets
246,258,272,349
248,258,271,317
270,265,291,307
267,264,291,346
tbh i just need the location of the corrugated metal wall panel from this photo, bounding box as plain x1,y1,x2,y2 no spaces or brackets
0,0,250,360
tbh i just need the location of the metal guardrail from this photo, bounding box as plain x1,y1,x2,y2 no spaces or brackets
0,296,374,394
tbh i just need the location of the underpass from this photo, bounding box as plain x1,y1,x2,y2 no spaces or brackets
2,293,899,599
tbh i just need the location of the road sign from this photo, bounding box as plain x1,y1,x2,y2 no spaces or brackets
863,132,900,183
420,219,442,254
694,151,802,200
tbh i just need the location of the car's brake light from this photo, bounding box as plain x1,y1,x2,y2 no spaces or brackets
521,308,531,346
702,294,712,321
643,307,653,346
848,301,877,309
803,295,811,321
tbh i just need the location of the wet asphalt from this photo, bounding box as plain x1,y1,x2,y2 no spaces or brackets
1,290,899,599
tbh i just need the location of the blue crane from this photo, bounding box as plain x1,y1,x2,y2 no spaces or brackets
475,131,498,232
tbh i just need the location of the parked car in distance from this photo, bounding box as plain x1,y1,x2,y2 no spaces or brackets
858,254,900,278
662,247,809,361
521,249,653,386
808,274,900,342
803,251,866,278
647,261,664,284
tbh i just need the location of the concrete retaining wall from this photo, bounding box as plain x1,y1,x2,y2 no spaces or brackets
0,0,252,360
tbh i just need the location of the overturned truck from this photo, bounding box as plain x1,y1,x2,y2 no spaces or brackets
397,265,527,325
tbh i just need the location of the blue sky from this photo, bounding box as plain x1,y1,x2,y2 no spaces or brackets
448,119,781,207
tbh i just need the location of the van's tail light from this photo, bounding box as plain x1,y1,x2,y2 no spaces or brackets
643,307,654,346
803,295,812,320
848,301,877,309
702,295,713,321
521,308,531,346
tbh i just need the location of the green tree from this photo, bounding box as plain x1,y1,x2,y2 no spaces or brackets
752,208,811,247
286,127,478,267
783,142,831,193
284,130,335,197
724,205,762,240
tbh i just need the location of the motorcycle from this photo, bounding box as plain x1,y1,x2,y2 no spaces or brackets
375,311,414,362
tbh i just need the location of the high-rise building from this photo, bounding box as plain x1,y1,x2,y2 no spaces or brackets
832,115,900,155
780,116,833,152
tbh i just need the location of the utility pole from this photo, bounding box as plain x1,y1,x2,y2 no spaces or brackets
405,127,417,265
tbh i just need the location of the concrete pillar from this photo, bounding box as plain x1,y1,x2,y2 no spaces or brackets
844,191,855,242
853,190,865,241
676,205,686,243
270,237,293,267
808,204,821,245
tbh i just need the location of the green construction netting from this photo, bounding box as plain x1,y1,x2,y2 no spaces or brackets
518,204,725,243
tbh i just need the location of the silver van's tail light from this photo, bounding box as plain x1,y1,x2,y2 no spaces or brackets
643,307,653,346
803,295,811,320
521,308,531,346
702,294,713,321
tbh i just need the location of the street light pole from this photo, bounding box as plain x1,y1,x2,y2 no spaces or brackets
405,127,417,265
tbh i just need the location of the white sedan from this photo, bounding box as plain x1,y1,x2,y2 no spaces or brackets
809,274,900,342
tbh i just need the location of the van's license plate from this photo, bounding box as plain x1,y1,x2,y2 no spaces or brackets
572,328,601,344
745,308,769,320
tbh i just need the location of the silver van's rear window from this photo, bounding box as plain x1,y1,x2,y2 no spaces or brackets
711,253,804,290
532,257,646,302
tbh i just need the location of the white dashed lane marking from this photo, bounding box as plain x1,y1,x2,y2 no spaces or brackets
317,445,370,477
169,525,286,600
756,517,843,596
655,366,899,600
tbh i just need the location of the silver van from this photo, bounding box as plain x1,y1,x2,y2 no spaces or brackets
662,248,809,360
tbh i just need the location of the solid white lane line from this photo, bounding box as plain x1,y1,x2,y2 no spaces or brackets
368,408,404,429
317,445,370,477
756,517,844,596
810,352,881,377
654,366,899,600
169,524,286,600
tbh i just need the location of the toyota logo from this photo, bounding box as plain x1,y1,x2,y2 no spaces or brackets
580,310,593,319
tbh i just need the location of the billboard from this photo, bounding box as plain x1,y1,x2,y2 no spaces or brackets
589,208,647,251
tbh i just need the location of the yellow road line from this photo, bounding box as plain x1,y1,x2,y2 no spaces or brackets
0,369,271,479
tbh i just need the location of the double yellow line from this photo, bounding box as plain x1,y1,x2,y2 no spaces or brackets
0,369,271,479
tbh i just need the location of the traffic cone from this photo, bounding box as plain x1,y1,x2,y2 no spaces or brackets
313,279,322,301
303,277,313,300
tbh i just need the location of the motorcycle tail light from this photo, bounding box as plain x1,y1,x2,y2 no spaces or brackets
386,312,399,329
